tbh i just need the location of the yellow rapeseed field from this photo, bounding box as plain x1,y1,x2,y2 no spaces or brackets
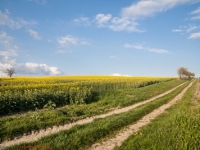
0,76,173,115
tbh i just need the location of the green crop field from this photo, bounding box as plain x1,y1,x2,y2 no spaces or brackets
0,76,199,150
115,79,200,150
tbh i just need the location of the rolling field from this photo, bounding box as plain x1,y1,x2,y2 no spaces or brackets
115,79,200,150
0,76,199,150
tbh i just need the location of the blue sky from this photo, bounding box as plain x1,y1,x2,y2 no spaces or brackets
0,0,200,77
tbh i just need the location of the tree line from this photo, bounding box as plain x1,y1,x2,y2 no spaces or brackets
178,67,195,79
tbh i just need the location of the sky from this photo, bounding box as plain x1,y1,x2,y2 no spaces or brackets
0,0,200,77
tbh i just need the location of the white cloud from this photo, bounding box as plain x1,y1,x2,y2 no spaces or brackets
0,32,61,76
19,19,38,26
190,7,200,20
188,32,200,39
0,11,16,28
103,0,199,32
95,14,112,27
172,24,200,34
190,7,200,14
172,29,183,32
0,56,16,66
124,43,144,50
74,14,141,32
0,57,62,76
73,17,91,26
0,50,17,57
0,31,13,46
0,56,16,76
76,0,198,32
0,31,11,39
0,58,62,76
58,35,78,47
0,31,18,58
191,16,200,20
28,29,42,40
124,43,170,54
57,35,90,48
110,17,143,32
17,62,62,75
186,25,199,32
148,48,169,54
0,11,38,29
93,14,143,32
122,0,197,20
112,73,132,77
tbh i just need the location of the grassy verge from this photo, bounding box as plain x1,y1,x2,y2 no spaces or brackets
0,79,185,142
115,80,199,150
3,81,191,150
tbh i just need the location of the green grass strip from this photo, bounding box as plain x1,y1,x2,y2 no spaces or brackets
3,81,191,150
115,80,199,150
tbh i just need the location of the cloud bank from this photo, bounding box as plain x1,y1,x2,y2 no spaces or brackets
0,57,62,76
112,73,132,77
0,31,62,76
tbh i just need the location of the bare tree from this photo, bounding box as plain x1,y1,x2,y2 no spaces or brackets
178,67,195,79
178,67,187,79
5,68,15,77
185,70,190,78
